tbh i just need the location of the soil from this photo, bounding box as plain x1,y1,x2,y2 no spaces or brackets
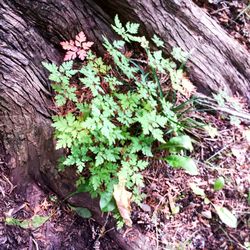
194,0,250,51
0,161,120,250
133,110,250,249
0,1,249,250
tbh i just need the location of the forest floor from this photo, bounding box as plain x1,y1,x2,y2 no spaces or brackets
133,110,250,249
0,0,249,250
194,0,250,51
0,161,120,250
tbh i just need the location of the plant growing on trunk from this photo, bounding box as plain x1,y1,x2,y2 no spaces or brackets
43,15,198,227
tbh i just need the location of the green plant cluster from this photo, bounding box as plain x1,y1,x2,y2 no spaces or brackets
43,15,197,225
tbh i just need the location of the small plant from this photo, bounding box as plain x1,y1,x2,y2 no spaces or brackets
5,215,49,229
43,15,197,227
60,31,94,61
190,183,238,228
213,176,225,191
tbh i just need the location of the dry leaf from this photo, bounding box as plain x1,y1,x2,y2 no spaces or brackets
113,177,132,227
228,96,245,110
204,124,219,138
168,193,180,215
231,145,247,165
180,76,196,98
242,128,250,145
173,73,196,98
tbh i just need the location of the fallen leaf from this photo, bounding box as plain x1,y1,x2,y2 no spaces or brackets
204,124,219,138
71,206,92,219
190,183,206,197
243,128,250,145
31,215,49,228
113,177,132,227
201,210,212,219
231,145,247,165
214,205,237,228
139,203,151,213
180,76,197,98
168,194,180,215
5,215,49,229
204,198,211,205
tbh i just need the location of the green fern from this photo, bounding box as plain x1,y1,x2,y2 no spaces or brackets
43,15,198,227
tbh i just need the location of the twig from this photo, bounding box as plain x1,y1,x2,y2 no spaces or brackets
3,175,15,194
219,226,247,250
205,133,245,162
32,239,39,250
99,212,110,237
205,141,233,162
236,4,250,20
0,185,5,197
130,58,147,64
195,95,250,123
211,6,230,15
151,192,169,250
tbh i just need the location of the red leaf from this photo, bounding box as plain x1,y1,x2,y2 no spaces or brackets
77,49,87,60
75,41,81,47
82,41,94,50
64,51,77,61
75,31,86,44
60,40,76,51
60,31,94,61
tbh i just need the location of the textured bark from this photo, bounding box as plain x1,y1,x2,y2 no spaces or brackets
0,0,250,249
0,0,114,181
0,1,58,186
3,0,250,101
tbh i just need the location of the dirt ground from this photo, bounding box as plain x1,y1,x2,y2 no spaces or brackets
133,110,250,249
0,160,120,250
194,0,250,51
0,1,249,249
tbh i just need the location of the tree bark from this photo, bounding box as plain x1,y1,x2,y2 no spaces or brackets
0,0,249,249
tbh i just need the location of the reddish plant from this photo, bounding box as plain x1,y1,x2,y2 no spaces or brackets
60,31,94,61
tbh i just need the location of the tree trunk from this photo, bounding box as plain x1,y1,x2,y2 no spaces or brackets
0,0,249,249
